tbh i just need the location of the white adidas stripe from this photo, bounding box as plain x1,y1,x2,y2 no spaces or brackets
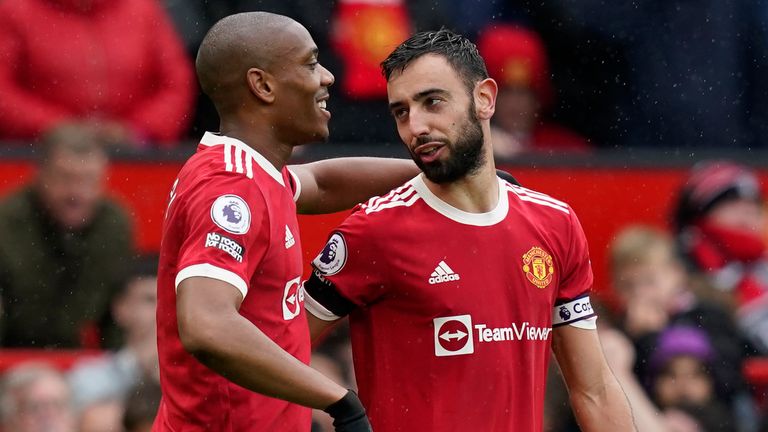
438,261,454,274
234,146,244,174
367,184,410,209
366,185,417,212
245,152,254,179
510,184,568,208
365,193,420,214
506,186,570,214
224,143,234,172
223,142,255,179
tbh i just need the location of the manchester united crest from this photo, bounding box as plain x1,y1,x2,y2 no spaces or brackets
522,246,554,289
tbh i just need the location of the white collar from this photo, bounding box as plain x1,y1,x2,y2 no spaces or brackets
200,132,284,186
410,175,508,226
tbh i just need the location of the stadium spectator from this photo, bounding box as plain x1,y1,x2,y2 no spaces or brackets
0,0,195,147
673,161,768,353
122,379,161,432
0,363,76,432
155,12,417,431
305,29,633,431
647,326,736,432
477,24,592,158
0,122,134,349
69,257,158,410
599,327,699,432
78,397,123,432
610,224,758,431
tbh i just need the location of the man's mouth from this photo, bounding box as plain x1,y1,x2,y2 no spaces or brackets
414,142,446,163
415,141,444,155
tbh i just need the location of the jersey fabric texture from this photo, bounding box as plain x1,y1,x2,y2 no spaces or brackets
305,175,595,432
154,132,309,431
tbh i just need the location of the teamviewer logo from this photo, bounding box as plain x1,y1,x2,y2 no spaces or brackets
434,315,474,357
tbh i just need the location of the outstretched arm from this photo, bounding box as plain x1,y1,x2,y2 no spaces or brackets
552,324,637,432
290,158,418,214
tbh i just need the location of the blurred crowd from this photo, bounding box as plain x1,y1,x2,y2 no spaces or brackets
1,0,767,153
0,1,767,432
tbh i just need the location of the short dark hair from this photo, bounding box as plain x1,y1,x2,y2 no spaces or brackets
381,28,489,92
37,122,108,167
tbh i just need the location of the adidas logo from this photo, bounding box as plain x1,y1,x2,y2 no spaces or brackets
429,261,460,285
285,225,295,248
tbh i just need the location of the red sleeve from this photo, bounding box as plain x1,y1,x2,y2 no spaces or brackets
122,0,195,144
551,207,596,327
0,5,70,140
557,207,594,302
304,209,389,319
175,172,269,297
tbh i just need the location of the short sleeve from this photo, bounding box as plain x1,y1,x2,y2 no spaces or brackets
285,167,301,203
552,208,597,327
304,209,388,320
174,172,269,298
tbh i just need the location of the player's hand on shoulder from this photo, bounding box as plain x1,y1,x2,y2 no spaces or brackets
324,390,373,432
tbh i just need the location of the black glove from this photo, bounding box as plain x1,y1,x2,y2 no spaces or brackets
324,390,372,432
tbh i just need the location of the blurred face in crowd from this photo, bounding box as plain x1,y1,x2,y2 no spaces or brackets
654,355,713,409
114,276,158,341
387,54,487,184
706,198,766,235
268,21,334,146
37,147,107,231
493,86,539,135
613,244,686,313
78,400,123,432
2,373,76,432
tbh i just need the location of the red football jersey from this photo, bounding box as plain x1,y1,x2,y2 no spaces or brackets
305,175,596,432
154,133,310,431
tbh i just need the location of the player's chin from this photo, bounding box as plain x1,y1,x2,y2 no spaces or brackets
305,127,330,143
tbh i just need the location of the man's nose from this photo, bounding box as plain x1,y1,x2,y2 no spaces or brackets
320,64,335,87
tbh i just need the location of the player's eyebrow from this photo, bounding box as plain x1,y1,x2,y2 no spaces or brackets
303,47,319,61
388,88,449,111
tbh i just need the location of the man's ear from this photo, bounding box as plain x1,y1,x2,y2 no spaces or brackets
475,78,497,120
247,67,276,104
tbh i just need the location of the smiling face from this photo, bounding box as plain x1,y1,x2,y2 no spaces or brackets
387,54,487,183
270,21,335,146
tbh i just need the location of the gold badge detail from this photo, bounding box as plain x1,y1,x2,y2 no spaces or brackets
522,246,554,289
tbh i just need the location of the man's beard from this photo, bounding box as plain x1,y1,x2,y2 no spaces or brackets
411,104,485,184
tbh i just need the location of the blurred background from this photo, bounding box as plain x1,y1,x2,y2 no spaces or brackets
0,0,767,431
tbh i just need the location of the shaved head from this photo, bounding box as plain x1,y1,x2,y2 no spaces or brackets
196,12,305,113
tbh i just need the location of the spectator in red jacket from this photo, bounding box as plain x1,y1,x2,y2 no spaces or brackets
674,160,768,353
477,24,592,158
0,0,195,147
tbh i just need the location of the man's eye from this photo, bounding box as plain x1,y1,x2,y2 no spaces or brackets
393,109,408,119
428,98,441,106
308,61,319,70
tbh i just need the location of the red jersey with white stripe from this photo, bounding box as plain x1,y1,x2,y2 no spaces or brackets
305,175,595,432
154,132,309,432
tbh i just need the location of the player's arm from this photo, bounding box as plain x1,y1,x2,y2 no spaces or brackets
598,328,674,432
290,157,418,214
177,278,370,430
308,312,341,344
551,324,637,432
177,277,344,407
